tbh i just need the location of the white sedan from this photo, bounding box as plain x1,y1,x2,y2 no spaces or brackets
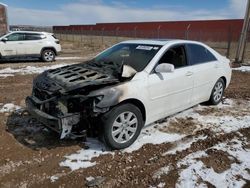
26,39,231,149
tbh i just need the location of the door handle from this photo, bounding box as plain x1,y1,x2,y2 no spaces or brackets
186,71,193,76
214,64,219,68
18,42,23,44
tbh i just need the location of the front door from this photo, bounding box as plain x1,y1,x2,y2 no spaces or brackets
147,45,194,122
1,33,25,56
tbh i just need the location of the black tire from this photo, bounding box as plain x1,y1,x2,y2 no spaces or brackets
100,103,144,150
207,78,225,105
41,49,55,62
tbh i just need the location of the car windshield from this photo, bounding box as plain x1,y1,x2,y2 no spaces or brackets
91,43,162,73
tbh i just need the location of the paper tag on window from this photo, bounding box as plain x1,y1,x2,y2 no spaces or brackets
136,45,153,50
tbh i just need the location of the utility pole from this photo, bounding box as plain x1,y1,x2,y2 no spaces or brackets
234,0,250,66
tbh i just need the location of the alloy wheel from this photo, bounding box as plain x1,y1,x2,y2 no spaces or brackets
111,111,138,144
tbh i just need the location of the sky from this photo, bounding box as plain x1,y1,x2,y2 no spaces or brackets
0,0,247,26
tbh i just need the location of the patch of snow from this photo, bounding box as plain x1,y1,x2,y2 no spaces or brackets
153,165,172,179
86,176,95,182
50,176,59,183
150,182,166,188
60,125,184,171
163,135,207,156
157,182,166,188
0,64,71,77
123,126,184,153
0,73,14,78
167,101,250,134
56,57,82,60
60,99,250,172
0,103,22,113
218,98,234,108
176,139,250,188
59,138,111,171
233,66,250,72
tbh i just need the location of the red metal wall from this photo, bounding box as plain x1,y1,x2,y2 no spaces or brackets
53,19,243,41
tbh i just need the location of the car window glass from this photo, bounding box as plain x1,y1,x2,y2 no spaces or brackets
93,43,162,72
25,33,45,40
187,44,217,65
158,45,187,69
6,33,25,41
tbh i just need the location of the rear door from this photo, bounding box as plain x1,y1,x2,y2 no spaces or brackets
23,33,46,55
186,43,219,104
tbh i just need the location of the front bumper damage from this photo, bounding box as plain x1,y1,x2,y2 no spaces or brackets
26,96,83,139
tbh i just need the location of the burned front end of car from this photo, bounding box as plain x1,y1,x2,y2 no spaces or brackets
26,63,120,139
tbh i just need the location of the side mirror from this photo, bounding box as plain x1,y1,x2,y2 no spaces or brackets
1,38,8,42
155,63,174,73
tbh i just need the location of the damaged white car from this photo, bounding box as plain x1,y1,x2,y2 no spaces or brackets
26,40,231,149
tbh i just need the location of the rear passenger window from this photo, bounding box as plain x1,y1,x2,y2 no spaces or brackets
25,33,45,40
187,44,217,65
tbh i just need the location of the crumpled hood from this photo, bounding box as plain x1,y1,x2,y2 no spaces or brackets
33,63,120,94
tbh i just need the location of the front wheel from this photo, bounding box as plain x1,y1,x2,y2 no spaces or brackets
208,78,225,105
41,49,55,62
100,103,144,150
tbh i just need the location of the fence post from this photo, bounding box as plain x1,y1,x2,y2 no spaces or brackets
102,27,105,45
241,32,249,64
185,24,191,40
226,26,232,58
116,27,120,42
134,26,137,38
157,25,161,39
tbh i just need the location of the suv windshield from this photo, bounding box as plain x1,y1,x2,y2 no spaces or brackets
90,43,162,73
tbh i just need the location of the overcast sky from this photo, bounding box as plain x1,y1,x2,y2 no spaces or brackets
0,0,248,26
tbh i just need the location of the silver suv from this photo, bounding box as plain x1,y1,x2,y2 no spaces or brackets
0,31,61,62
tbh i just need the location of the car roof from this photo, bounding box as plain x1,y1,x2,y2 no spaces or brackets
120,39,203,46
9,31,52,35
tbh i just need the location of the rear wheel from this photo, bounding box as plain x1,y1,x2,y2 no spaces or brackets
100,103,144,150
41,49,55,62
208,78,225,105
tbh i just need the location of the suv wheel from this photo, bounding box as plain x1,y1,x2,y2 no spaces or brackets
208,78,225,105
100,103,144,150
41,49,55,62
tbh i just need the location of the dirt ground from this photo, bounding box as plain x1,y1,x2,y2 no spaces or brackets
0,46,250,188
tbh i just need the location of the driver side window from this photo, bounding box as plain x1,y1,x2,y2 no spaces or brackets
6,33,25,41
158,45,187,69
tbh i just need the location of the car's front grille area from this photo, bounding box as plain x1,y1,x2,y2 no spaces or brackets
33,87,51,101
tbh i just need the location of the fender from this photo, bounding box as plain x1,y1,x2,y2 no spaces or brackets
40,46,57,55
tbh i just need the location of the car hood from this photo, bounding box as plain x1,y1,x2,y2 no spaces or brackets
33,62,120,94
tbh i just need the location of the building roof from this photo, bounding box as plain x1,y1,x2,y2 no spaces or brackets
0,2,8,7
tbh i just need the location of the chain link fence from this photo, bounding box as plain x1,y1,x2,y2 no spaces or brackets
54,28,250,64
